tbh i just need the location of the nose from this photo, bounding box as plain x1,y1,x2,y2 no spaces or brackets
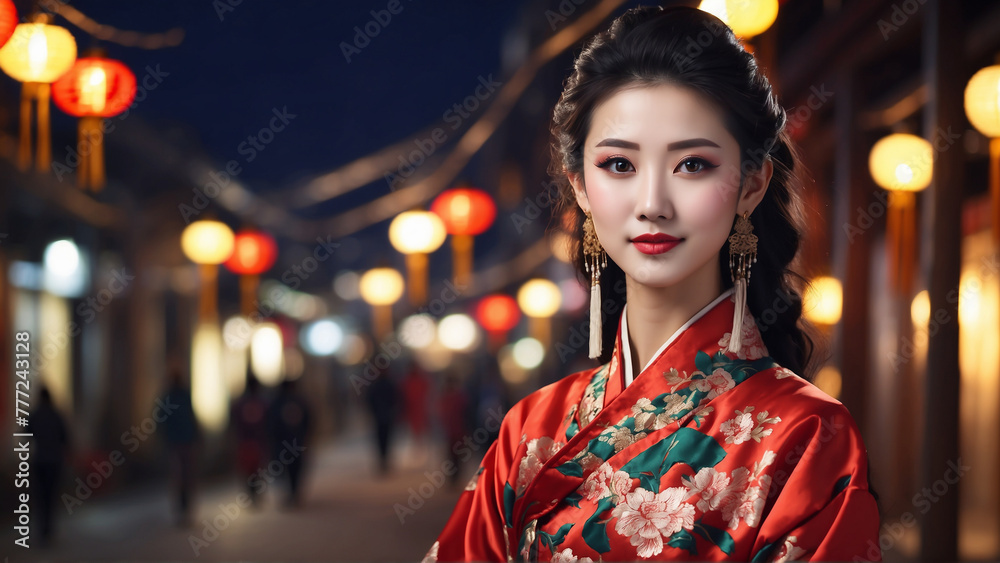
635,167,673,221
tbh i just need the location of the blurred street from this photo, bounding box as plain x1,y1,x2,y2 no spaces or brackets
1,417,466,562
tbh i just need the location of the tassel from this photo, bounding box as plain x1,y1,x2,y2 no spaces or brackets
728,277,746,355
589,279,602,359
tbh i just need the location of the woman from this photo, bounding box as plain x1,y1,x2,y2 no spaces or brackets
425,6,881,561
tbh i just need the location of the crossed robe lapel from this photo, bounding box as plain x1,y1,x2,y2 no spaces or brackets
510,290,778,547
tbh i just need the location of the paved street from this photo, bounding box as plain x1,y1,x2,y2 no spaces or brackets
2,421,469,562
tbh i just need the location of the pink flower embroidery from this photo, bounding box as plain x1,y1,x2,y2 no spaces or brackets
721,411,755,445
610,470,633,499
718,306,768,360
552,547,594,563
515,437,564,495
581,462,614,502
722,474,772,529
692,368,735,400
683,467,733,512
612,487,696,558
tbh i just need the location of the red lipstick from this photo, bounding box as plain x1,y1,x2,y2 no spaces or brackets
631,233,683,255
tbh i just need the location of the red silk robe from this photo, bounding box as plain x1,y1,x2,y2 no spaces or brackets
425,289,881,562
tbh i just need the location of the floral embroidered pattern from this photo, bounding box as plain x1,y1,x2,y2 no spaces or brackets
771,535,806,562
718,304,768,360
552,547,594,563
559,351,778,480
578,364,611,429
516,436,564,496
720,406,781,445
612,487,697,558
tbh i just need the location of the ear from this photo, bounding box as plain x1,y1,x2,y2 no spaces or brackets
568,171,590,214
739,157,773,216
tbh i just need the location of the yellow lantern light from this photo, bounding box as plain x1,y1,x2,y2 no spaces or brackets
517,278,562,347
181,220,234,323
191,323,228,431
964,65,1000,138
388,210,447,306
869,133,933,295
359,267,404,340
964,64,1000,246
181,220,236,264
698,0,779,39
911,290,930,329
869,134,933,193
803,276,843,326
0,17,77,171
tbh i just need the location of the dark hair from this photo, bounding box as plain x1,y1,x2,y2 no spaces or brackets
548,5,819,378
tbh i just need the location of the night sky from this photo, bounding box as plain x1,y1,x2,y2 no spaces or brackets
52,0,521,202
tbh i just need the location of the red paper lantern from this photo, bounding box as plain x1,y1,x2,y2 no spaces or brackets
51,55,137,191
476,295,520,332
430,187,496,236
224,230,278,275
52,57,137,118
0,0,18,50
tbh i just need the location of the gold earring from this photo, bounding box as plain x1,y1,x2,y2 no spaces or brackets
726,210,757,355
583,211,607,359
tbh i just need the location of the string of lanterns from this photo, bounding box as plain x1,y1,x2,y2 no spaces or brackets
0,2,179,189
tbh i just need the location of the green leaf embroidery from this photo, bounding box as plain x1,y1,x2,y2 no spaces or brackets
556,461,583,478
620,428,727,492
691,521,736,555
666,528,698,555
565,491,583,509
581,497,615,554
537,523,574,555
503,482,515,528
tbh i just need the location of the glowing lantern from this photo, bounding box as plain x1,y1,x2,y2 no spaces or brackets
475,294,521,352
431,187,496,288
517,278,562,348
52,53,137,191
223,229,278,315
439,314,479,352
869,133,933,295
388,210,446,306
964,64,1000,246
0,15,77,171
698,0,779,39
0,1,17,50
803,276,843,326
359,267,404,340
181,220,235,323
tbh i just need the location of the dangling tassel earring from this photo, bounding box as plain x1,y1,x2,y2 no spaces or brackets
727,210,757,355
583,211,607,359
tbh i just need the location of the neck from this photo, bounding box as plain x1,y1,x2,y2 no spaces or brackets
624,263,723,373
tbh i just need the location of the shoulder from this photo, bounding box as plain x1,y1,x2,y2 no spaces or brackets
740,365,870,464
497,364,603,438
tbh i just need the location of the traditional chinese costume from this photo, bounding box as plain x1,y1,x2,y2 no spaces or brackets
425,288,881,562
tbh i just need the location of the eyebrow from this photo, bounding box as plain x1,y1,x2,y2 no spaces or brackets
594,137,721,151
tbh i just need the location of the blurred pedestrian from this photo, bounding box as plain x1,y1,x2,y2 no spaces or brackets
268,378,311,506
401,361,430,464
231,372,269,507
27,386,69,546
365,370,398,476
158,368,198,527
437,374,468,487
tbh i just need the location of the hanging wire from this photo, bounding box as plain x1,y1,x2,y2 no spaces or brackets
40,1,184,49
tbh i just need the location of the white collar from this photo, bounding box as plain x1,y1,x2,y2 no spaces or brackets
620,287,736,387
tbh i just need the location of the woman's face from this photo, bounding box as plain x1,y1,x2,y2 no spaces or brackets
569,83,771,291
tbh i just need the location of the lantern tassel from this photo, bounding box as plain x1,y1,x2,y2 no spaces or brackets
78,117,105,191
18,83,34,171
35,83,51,172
